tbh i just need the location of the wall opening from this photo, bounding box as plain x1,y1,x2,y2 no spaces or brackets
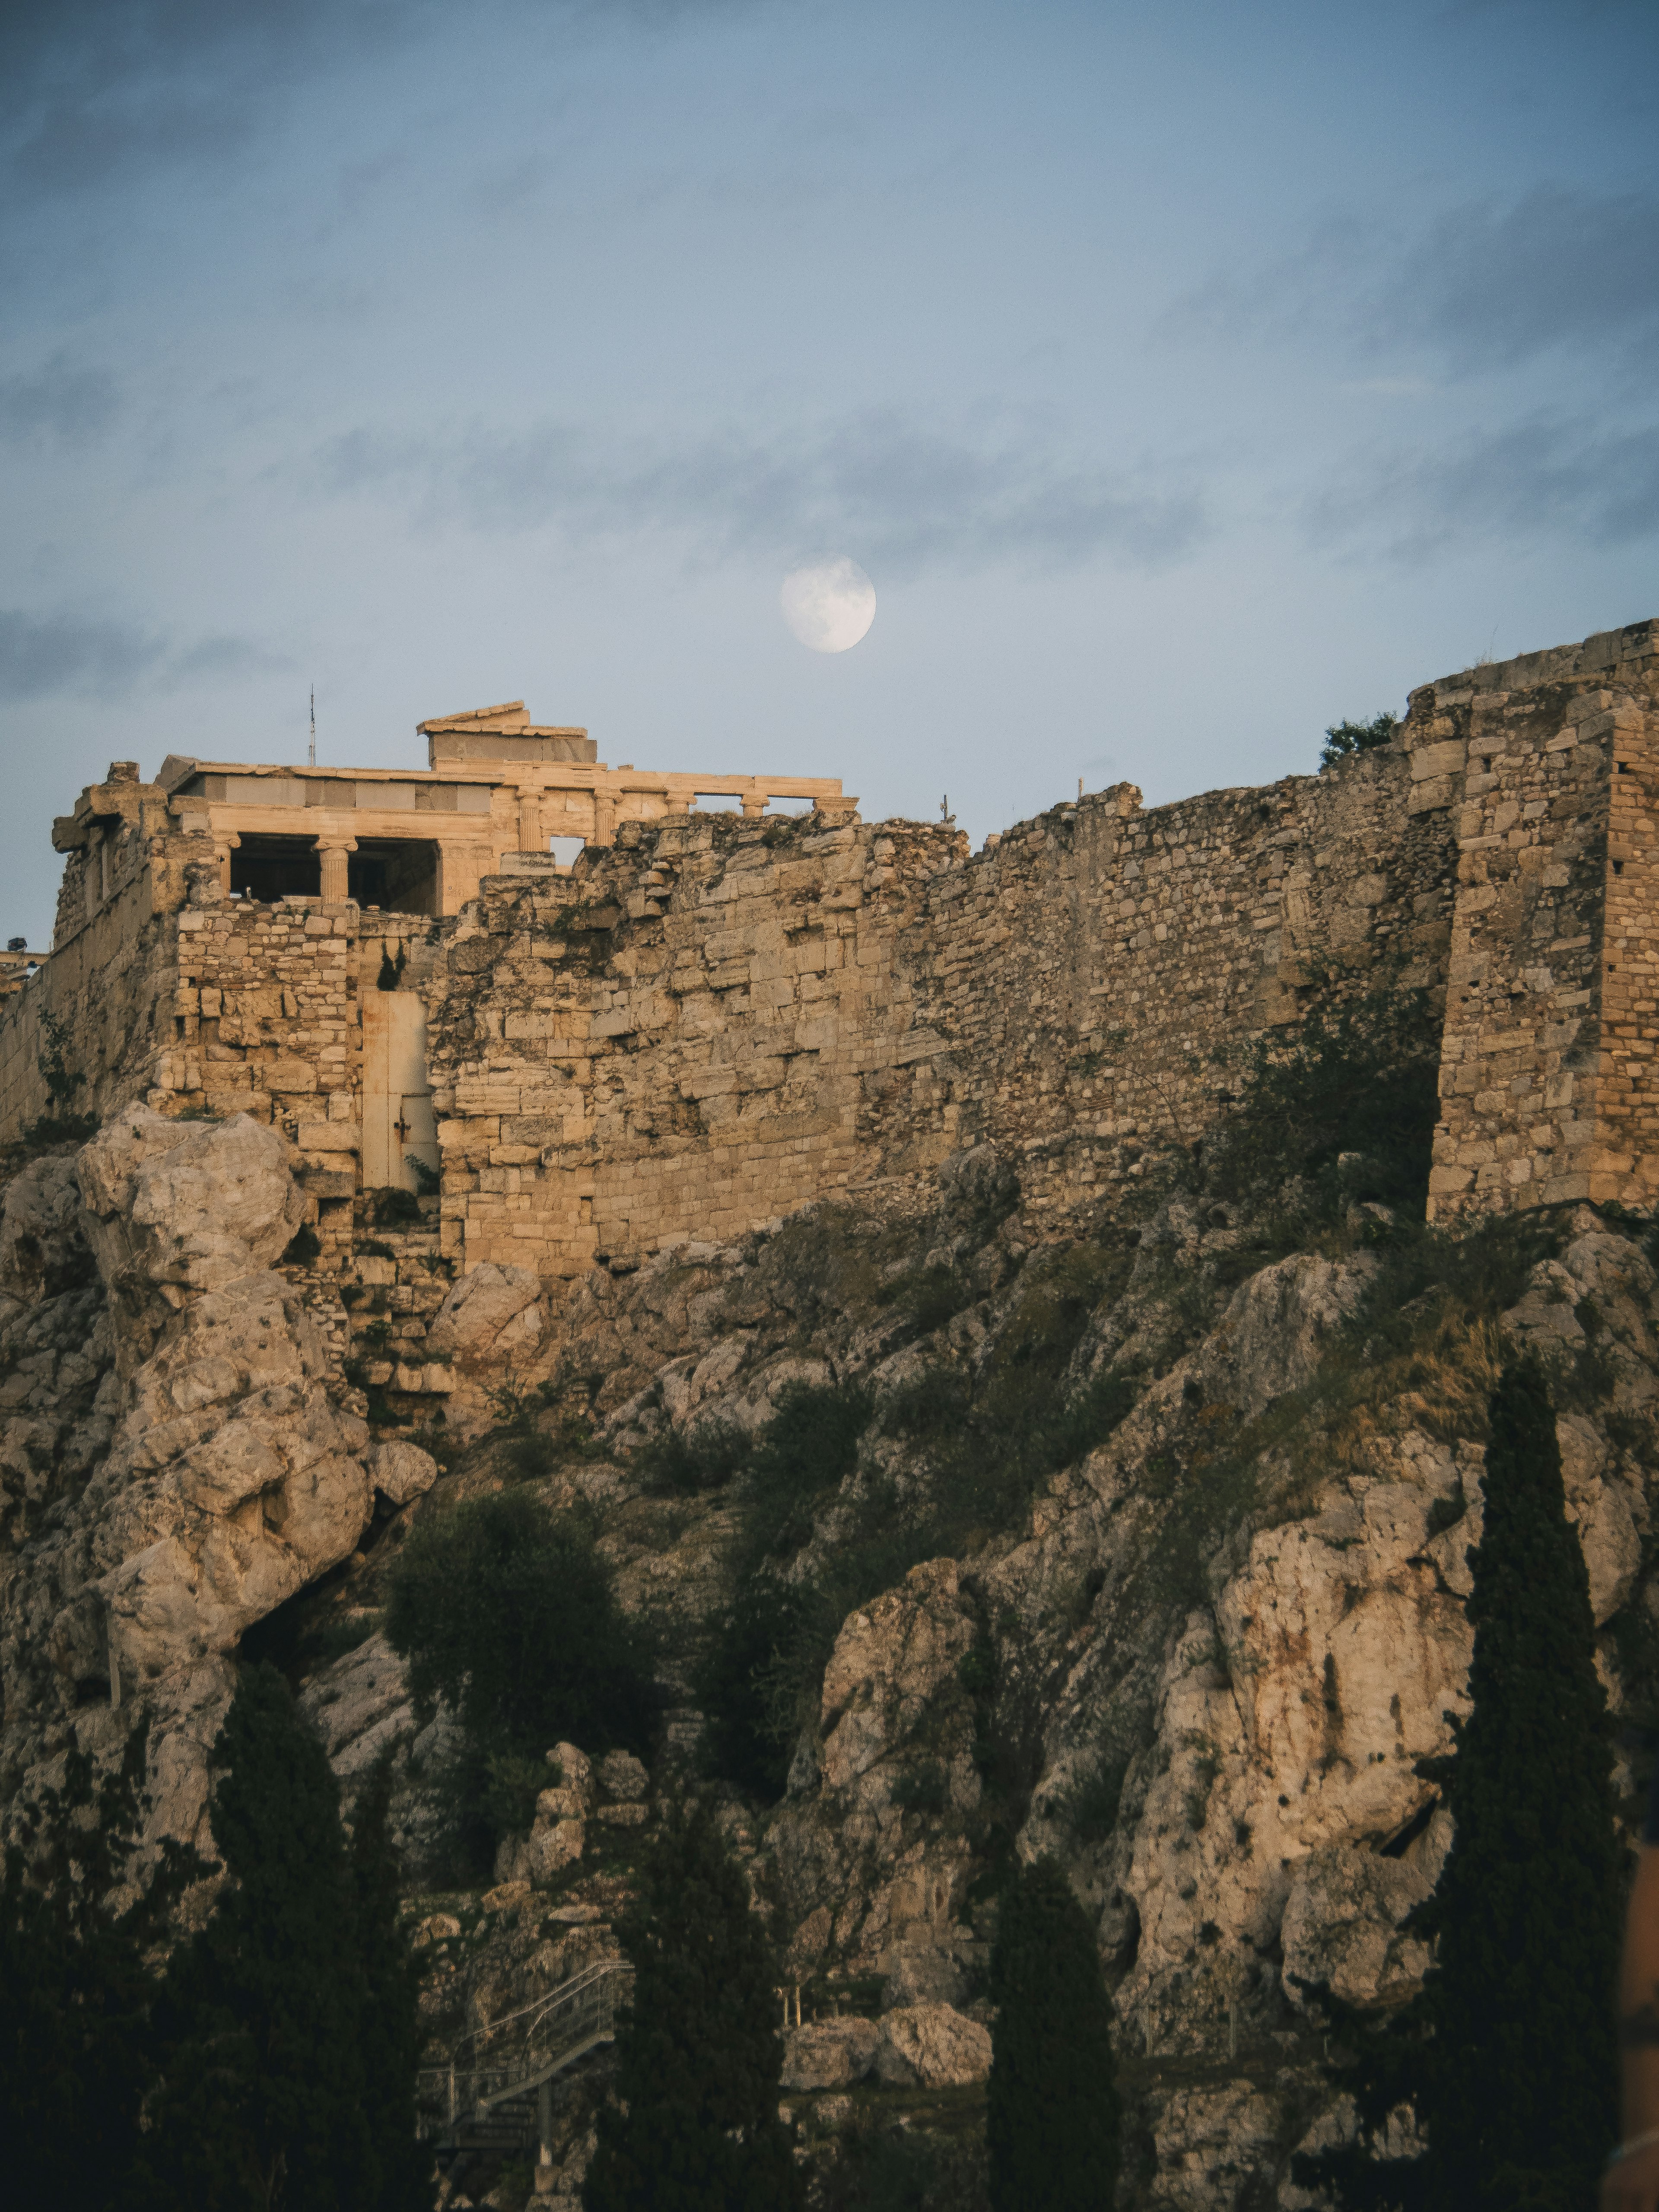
351,839,440,916
549,836,585,869
362,988,439,1193
230,836,321,903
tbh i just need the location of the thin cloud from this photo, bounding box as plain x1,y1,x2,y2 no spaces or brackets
0,351,118,445
316,407,1209,576
0,608,289,702
1306,414,1659,561
1163,187,1659,374
0,1,768,202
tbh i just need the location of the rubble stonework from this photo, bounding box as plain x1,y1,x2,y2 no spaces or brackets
2,618,1655,1285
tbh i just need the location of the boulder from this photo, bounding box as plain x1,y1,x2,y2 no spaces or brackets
78,1109,306,1301
364,1438,439,1507
1279,1832,1443,2012
872,2002,992,2088
427,1262,544,1361
780,2017,882,2092
819,1558,978,1792
596,1749,648,1802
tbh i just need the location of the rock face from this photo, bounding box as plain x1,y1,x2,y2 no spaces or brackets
6,1093,1659,2211
872,2002,993,2088
0,1112,371,1874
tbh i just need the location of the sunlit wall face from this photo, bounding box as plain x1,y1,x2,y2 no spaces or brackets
2,0,1656,942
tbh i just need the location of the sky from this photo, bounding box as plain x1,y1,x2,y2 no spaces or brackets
3,0,1657,943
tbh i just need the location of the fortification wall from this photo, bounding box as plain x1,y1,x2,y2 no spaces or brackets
872,748,1454,1203
1425,618,1659,1218
5,614,1653,1276
418,749,1456,1276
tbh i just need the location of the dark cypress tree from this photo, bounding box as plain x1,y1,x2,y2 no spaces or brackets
350,1752,435,2211
142,1664,379,2211
0,1729,162,2210
582,1795,804,2212
1297,1353,1621,2211
986,1858,1120,2212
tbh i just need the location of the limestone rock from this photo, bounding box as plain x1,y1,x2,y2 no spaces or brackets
297,1631,414,1785
78,1109,307,1304
780,2017,881,2091
365,1438,439,1507
871,2002,992,2088
0,1152,94,1301
819,1558,978,1792
596,1748,648,1801
428,1262,545,1361
1279,1828,1446,2011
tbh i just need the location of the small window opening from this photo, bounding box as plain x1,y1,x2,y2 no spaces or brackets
549,836,585,870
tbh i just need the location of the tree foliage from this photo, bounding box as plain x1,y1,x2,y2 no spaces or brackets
385,1488,657,1860
583,1795,804,2212
1202,984,1441,1220
987,1859,1120,2212
1321,711,1401,768
0,1727,169,2211
1297,1354,1621,2211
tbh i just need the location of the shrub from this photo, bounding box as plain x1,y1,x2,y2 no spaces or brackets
1200,984,1441,1222
385,1491,656,1861
369,1187,422,1228
1320,710,1400,767
636,1415,752,1494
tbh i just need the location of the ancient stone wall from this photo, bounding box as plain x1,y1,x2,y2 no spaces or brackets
5,616,1654,1275
1425,619,1659,1218
873,748,1455,1207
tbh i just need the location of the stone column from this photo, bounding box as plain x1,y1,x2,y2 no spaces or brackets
740,788,766,818
215,832,241,894
314,837,357,905
592,793,617,846
518,788,543,852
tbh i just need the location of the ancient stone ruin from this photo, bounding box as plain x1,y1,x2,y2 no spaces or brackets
5,616,1655,1303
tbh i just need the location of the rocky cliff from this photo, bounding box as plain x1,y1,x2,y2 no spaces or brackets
2,1111,1654,2208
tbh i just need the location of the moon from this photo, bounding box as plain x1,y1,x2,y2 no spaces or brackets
780,557,876,653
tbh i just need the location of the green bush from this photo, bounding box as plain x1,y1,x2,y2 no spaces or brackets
1200,985,1440,1222
1320,710,1400,767
636,1415,752,1494
385,1491,656,1862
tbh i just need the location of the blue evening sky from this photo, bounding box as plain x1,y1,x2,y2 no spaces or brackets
2,0,1656,941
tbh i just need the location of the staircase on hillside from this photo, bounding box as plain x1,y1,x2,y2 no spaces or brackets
418,1958,631,2171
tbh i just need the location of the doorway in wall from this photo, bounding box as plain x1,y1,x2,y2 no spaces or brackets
361,989,439,1194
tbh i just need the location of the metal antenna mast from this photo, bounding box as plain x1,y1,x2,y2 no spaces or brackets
309,686,316,768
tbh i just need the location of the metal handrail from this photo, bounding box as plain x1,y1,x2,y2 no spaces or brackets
417,1959,632,2134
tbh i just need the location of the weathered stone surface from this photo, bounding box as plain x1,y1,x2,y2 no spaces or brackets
596,1748,648,1801
0,1153,94,1301
364,1438,438,1507
79,1108,307,1300
871,2003,992,2088
1279,1827,1446,2011
427,1262,544,1360
780,2017,881,2091
819,1559,978,1793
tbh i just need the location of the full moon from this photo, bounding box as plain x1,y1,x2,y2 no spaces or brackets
780,557,876,653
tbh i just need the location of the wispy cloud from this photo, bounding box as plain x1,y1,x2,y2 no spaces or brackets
0,0,767,203
0,350,118,445
316,406,1209,576
1163,186,1659,375
0,607,288,703
1306,414,1659,559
